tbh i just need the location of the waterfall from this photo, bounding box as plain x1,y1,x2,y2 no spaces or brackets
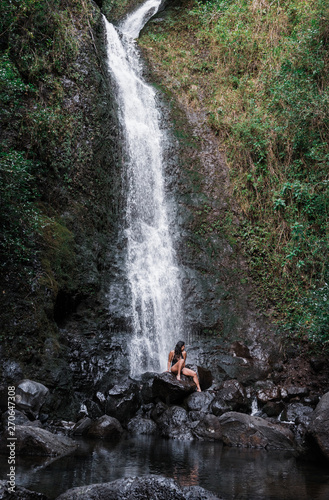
104,1,184,376
250,397,259,416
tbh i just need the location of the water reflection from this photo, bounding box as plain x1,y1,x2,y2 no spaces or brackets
1,435,328,499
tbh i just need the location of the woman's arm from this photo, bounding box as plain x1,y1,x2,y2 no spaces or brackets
167,350,173,371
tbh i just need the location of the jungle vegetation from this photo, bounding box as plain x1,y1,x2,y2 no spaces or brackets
140,0,329,346
0,0,99,286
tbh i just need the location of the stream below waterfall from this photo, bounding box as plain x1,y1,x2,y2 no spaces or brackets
1,435,329,499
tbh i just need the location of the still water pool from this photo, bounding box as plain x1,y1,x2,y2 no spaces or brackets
1,435,329,499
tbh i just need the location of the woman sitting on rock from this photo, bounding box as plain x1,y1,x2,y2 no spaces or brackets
167,340,201,392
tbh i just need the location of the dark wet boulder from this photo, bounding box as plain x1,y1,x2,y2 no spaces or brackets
2,360,24,384
55,475,222,499
309,392,329,460
15,380,49,417
186,391,215,412
150,401,168,422
189,410,207,422
83,399,103,419
213,379,248,412
230,341,252,359
285,386,309,399
0,480,49,499
256,383,281,404
204,342,271,384
187,365,213,391
218,412,296,450
262,401,285,418
191,413,222,441
152,372,196,404
87,415,123,439
139,402,155,418
280,403,313,425
157,406,194,440
209,397,231,417
0,425,77,457
127,416,158,435
140,372,157,404
105,379,141,423
1,409,42,431
72,416,92,436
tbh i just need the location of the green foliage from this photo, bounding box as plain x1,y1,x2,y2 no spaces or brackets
41,219,76,287
0,0,95,280
102,0,145,22
0,54,35,106
0,0,42,38
283,277,329,344
140,0,329,345
0,150,42,265
23,103,81,178
6,0,80,80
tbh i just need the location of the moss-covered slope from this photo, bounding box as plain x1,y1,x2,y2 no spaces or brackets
0,0,121,362
139,0,329,348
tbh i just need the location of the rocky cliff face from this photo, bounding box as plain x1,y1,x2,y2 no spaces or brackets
0,0,129,418
136,0,329,394
1,0,328,424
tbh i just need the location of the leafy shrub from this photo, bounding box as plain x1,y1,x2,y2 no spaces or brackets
0,54,35,106
0,151,41,265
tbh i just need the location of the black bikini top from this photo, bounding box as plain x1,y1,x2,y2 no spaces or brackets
171,351,184,366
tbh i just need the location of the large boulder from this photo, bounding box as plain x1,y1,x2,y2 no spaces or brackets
187,365,213,391
280,403,313,425
105,380,141,423
0,480,48,499
1,409,42,431
72,416,92,436
150,401,168,422
209,397,231,417
152,372,196,404
218,412,296,451
2,360,24,385
15,380,49,417
127,416,158,435
256,382,281,404
156,406,194,440
261,401,284,418
0,425,77,457
191,414,222,441
55,475,222,499
87,415,124,440
139,372,157,404
309,391,329,460
212,380,248,413
186,391,215,412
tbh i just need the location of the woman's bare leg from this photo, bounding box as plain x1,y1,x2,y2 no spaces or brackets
182,367,201,391
171,359,185,381
176,359,185,380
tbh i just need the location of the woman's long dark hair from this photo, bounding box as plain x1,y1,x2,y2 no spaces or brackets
174,340,185,360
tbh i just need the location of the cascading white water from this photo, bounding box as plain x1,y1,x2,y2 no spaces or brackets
104,1,184,376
